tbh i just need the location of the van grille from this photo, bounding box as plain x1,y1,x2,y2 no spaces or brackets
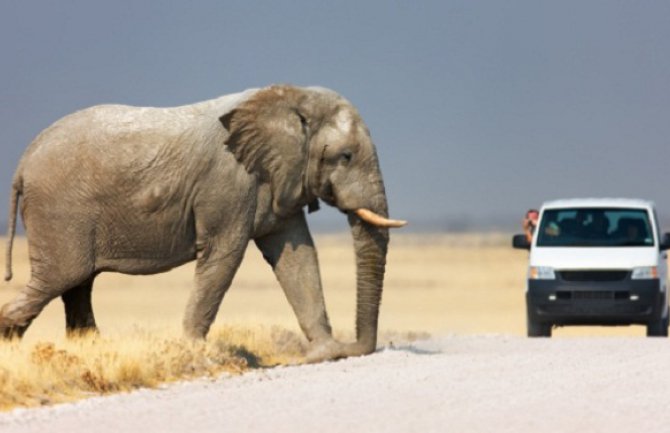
556,291,630,300
559,270,629,282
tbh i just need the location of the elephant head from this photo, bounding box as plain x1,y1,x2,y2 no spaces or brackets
220,85,405,356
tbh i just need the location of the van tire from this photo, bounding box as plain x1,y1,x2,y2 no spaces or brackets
646,316,669,337
527,320,552,337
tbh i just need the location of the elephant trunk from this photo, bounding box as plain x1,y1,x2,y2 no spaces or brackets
347,192,390,355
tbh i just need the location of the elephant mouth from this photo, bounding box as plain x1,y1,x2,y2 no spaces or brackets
318,181,406,228
319,182,338,207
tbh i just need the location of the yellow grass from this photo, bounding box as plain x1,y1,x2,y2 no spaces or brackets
0,233,647,410
0,325,304,410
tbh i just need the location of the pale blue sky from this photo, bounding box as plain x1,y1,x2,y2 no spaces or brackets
2,1,670,231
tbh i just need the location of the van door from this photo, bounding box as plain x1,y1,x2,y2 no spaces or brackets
654,210,668,305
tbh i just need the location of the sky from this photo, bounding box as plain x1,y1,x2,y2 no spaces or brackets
2,1,670,232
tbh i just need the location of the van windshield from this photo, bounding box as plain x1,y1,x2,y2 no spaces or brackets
536,208,654,247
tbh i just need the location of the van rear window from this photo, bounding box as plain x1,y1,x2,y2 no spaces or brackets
536,208,654,247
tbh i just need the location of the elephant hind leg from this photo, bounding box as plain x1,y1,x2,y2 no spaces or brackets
2,214,97,339
62,277,98,337
0,279,56,339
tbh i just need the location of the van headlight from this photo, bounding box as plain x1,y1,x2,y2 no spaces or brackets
529,266,556,280
631,266,658,279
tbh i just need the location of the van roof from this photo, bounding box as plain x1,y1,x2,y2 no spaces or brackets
541,198,655,210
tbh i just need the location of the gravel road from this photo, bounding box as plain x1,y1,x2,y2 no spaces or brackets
2,335,670,433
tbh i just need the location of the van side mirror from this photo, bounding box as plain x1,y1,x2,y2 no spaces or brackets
513,234,531,250
660,233,670,251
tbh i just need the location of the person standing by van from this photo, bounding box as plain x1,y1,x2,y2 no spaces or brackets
523,209,539,243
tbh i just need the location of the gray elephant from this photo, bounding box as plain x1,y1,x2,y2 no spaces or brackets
2,85,406,361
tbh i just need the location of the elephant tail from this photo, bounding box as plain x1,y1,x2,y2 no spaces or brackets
5,176,22,282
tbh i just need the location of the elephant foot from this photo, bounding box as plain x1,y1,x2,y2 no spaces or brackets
342,340,377,358
0,310,29,340
305,339,378,363
182,321,210,341
0,321,27,340
65,326,99,339
305,339,347,363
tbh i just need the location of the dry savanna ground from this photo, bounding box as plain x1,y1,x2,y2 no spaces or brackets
0,233,647,410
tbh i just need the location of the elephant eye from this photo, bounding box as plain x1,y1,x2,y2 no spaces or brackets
340,151,353,163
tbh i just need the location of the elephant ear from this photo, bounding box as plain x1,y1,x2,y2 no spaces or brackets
219,85,311,216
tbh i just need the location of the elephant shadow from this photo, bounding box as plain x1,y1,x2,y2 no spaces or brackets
378,342,442,356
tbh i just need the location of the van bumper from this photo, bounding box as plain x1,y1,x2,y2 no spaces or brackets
527,278,666,326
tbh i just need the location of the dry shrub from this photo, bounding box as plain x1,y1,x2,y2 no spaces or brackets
0,325,306,411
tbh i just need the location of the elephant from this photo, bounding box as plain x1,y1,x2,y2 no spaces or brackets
1,84,406,362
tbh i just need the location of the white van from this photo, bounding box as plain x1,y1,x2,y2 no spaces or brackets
513,198,670,337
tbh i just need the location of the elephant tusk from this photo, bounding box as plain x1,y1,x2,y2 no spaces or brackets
355,208,408,228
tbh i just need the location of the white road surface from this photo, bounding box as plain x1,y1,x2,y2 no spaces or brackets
2,335,670,433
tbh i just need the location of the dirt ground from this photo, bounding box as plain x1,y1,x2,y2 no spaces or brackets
3,335,670,433
1,233,661,433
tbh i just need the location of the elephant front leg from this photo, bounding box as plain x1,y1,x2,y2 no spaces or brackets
255,213,346,362
183,236,248,340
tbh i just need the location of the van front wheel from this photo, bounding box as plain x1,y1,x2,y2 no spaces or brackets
527,319,552,337
647,316,669,337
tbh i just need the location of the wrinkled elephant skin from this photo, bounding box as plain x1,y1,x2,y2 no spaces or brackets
2,85,404,361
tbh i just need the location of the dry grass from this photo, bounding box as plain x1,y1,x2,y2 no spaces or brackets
0,325,305,411
0,233,647,410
